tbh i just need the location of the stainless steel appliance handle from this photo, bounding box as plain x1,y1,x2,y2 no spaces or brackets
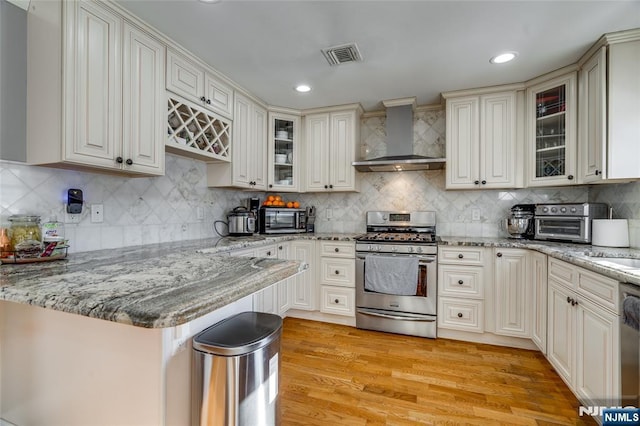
357,309,436,322
356,253,436,263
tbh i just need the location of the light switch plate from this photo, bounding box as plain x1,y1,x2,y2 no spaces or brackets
91,204,104,223
472,208,481,221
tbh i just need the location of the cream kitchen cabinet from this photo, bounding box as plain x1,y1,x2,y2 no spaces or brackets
437,246,489,333
578,32,640,183
166,49,234,119
546,258,620,407
530,251,548,354
443,88,523,189
304,105,362,192
318,241,356,316
287,240,317,311
526,72,578,187
27,0,165,176
493,248,531,338
208,93,268,189
268,111,301,192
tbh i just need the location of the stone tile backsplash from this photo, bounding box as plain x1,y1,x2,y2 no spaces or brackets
1,108,638,252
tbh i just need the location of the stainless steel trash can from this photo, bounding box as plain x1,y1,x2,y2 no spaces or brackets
192,311,283,426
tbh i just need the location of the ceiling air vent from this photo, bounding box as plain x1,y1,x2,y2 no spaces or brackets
321,43,363,66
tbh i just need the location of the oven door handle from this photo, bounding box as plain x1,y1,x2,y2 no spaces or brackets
357,308,436,322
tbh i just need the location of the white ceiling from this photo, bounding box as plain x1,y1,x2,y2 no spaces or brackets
116,0,640,112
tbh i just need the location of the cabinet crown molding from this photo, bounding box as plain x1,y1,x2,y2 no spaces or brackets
441,83,525,100
302,103,364,116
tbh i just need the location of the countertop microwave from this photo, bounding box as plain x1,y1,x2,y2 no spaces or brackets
259,208,307,234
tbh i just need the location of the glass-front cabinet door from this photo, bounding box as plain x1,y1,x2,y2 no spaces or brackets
526,72,577,187
268,112,300,192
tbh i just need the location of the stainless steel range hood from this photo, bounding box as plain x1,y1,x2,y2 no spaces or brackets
353,98,446,172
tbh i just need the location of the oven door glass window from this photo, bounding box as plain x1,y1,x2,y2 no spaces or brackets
363,257,429,297
537,218,583,239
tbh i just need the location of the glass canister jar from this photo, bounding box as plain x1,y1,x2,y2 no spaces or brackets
8,215,43,257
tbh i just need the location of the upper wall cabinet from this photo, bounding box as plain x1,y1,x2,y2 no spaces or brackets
578,31,640,183
525,72,578,187
27,0,165,176
207,93,267,189
166,49,234,120
268,111,301,193
443,87,523,189
304,105,362,192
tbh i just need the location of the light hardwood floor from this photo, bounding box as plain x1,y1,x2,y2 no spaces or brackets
280,318,596,425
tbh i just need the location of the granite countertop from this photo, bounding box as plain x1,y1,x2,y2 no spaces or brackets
440,237,640,286
0,233,359,329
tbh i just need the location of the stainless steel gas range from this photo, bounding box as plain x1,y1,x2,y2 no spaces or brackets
355,211,437,338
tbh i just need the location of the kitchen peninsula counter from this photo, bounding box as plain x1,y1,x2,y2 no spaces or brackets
440,236,640,286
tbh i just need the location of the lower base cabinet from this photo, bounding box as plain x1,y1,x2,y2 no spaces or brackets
318,241,356,317
547,258,620,407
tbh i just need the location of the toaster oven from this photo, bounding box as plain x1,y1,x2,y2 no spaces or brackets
259,208,307,234
534,203,608,244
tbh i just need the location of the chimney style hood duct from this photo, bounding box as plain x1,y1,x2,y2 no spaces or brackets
353,98,446,172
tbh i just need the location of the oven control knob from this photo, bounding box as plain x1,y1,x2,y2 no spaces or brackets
542,207,549,213
391,247,398,252
560,207,567,213
571,207,577,213
375,245,381,252
551,207,557,213
408,247,414,253
382,214,388,221
416,247,423,253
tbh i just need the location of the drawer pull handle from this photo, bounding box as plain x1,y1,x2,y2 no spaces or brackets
496,252,502,258
266,251,272,256
335,270,340,275
458,254,464,259
334,299,339,304
334,248,340,252
457,312,463,318
458,280,464,285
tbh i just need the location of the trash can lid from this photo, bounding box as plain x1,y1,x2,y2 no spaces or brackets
193,311,283,356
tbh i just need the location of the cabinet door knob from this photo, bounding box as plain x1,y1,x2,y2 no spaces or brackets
334,270,340,275
481,180,487,185
116,157,123,164
496,252,502,258
200,96,206,102
568,175,574,180
474,180,480,185
458,254,464,259
269,184,273,188
334,248,339,252
266,251,272,256
458,280,464,285
206,99,211,105
278,245,283,250
457,312,463,318
567,296,571,304
329,184,333,189
324,185,328,189
595,170,600,176
126,159,133,166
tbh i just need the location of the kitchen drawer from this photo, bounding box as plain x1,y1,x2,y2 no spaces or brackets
319,241,355,258
255,245,277,258
438,297,484,333
577,268,619,313
548,258,577,288
320,286,355,317
438,247,485,265
319,257,355,287
438,265,484,298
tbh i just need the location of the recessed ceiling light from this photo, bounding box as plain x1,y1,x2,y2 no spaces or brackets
295,84,311,93
490,52,518,64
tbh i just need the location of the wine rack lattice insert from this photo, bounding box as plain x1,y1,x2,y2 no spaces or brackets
167,96,231,162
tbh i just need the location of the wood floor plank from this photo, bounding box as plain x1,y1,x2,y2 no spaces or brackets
280,318,597,425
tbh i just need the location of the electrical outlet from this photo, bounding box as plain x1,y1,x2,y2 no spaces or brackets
91,204,104,223
196,207,204,221
64,212,81,224
326,208,333,219
472,208,481,221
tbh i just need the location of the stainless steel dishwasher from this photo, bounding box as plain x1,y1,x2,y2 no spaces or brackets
621,283,640,407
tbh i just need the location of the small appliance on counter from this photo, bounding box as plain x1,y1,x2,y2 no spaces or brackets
534,202,608,244
503,204,535,239
305,206,316,233
227,206,256,236
259,207,307,234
